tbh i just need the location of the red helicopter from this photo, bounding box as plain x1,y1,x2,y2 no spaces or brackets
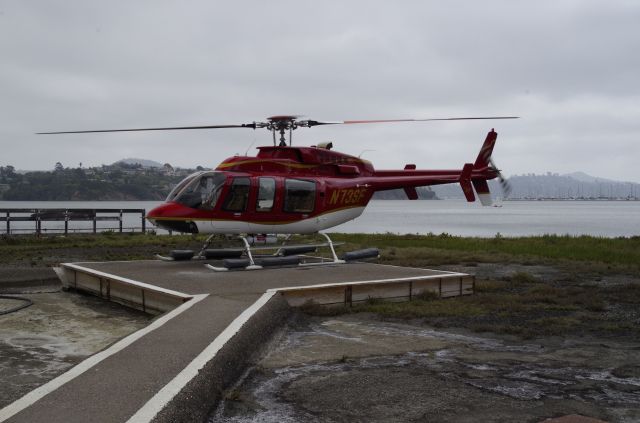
40,115,516,269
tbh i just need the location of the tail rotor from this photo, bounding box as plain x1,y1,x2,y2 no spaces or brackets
489,158,512,198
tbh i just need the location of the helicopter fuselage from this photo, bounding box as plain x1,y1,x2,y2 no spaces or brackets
146,130,500,234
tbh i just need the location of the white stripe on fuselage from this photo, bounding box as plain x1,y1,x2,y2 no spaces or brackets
193,206,366,234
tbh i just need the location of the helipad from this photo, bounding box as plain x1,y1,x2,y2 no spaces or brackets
0,260,473,423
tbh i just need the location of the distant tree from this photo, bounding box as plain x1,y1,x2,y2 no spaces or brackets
196,165,204,171
54,162,64,172
1,165,16,179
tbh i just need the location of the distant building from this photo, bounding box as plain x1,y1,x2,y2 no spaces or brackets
163,163,175,175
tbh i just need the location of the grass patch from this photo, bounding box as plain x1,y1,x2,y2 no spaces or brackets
3,232,639,272
301,263,640,340
330,233,640,270
0,233,209,266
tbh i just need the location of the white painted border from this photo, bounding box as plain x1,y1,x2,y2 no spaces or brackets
270,273,469,292
373,261,466,275
63,263,192,299
125,291,277,423
0,294,207,422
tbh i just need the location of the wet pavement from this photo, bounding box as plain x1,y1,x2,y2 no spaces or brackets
0,291,150,408
211,314,640,423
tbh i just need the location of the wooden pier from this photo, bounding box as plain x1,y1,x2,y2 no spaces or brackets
0,208,148,235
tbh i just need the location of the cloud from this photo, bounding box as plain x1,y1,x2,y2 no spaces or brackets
0,0,639,181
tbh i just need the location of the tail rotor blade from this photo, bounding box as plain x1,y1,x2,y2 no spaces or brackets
489,158,512,198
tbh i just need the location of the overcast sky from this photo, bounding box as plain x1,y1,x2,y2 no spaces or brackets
1,1,639,182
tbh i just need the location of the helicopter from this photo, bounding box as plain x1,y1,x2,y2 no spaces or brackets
39,114,517,269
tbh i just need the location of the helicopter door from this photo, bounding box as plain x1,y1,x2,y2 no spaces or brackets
219,176,251,232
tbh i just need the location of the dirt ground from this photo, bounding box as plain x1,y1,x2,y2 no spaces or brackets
211,313,640,423
210,259,640,423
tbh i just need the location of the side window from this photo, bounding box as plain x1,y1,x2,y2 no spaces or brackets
284,179,315,213
222,177,250,212
256,178,275,212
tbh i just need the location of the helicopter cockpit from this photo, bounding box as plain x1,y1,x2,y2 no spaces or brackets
167,171,227,210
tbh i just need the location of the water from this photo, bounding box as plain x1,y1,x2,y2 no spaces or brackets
1,200,638,237
333,200,640,237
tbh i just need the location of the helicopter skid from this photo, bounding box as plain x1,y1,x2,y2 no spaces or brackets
204,263,263,272
204,257,346,272
154,254,208,262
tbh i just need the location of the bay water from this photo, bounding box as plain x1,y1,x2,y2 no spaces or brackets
1,200,638,237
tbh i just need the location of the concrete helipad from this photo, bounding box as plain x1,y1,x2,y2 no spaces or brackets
0,260,473,423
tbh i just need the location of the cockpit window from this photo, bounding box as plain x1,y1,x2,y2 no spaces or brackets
166,172,201,202
169,172,226,210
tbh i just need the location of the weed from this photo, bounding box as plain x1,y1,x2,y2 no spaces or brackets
224,389,242,401
299,300,350,317
508,271,539,285
364,296,384,305
475,279,507,293
414,290,439,301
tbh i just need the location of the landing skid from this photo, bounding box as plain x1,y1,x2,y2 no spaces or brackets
205,233,347,272
155,233,380,271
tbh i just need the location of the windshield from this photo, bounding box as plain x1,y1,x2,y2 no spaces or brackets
168,171,227,210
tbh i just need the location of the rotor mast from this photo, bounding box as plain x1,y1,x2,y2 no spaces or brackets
265,115,299,147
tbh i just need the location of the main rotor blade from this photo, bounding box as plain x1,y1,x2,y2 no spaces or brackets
305,116,519,127
37,123,256,135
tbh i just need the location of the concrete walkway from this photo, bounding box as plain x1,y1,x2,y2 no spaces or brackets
0,261,469,423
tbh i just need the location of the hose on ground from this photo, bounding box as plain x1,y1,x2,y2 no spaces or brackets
0,295,33,315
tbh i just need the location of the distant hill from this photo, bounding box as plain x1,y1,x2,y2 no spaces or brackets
115,158,164,168
430,172,640,200
562,171,620,184
0,163,192,201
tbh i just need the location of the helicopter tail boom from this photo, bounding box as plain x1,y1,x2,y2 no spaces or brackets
369,129,503,205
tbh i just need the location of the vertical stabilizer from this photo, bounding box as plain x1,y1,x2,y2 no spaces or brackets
474,129,497,169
